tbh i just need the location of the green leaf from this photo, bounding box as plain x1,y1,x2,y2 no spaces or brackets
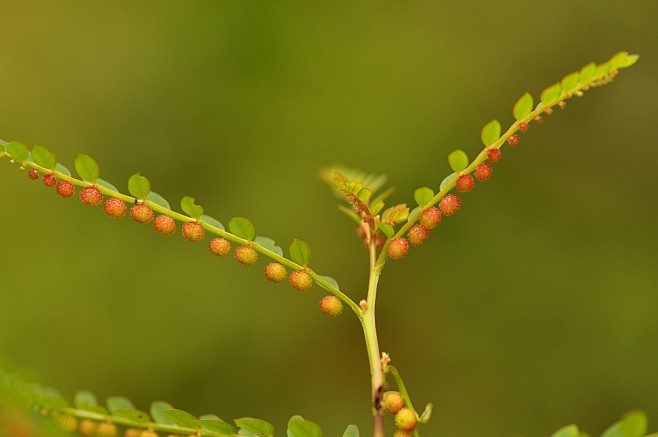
164,409,198,429
621,53,639,68
480,119,501,146
448,149,469,172
342,425,359,437
549,424,579,437
181,196,204,219
418,402,433,423
287,416,322,437
128,173,151,199
319,275,340,291
150,401,175,425
620,411,647,436
113,409,150,423
146,191,170,209
74,390,97,408
561,72,580,93
75,154,100,182
7,141,28,162
370,199,385,216
198,418,236,434
54,163,71,177
106,396,135,414
0,138,7,151
513,92,534,120
31,146,56,170
289,239,311,266
201,214,226,232
580,62,596,84
378,221,395,238
235,417,274,436
229,217,256,240
414,187,434,206
96,178,118,192
439,172,457,191
540,82,562,106
255,236,283,257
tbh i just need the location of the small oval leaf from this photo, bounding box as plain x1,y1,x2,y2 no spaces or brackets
128,173,151,199
439,172,457,191
289,239,311,266
54,163,71,177
235,417,274,436
114,409,150,423
255,236,283,257
480,120,501,147
150,401,175,425
74,390,97,408
75,154,99,182
146,191,170,209
560,72,580,93
448,149,469,173
228,217,256,240
164,409,198,429
107,396,135,414
96,178,119,192
549,424,579,437
319,275,340,291
540,83,562,106
201,214,225,232
513,92,534,120
198,419,236,434
7,141,28,162
181,196,204,219
377,222,395,238
414,187,434,207
342,425,360,437
287,416,322,437
32,146,56,170
579,62,597,84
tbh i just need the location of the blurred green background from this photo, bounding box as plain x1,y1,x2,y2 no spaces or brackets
1,1,657,436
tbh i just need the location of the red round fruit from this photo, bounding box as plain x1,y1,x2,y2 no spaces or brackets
519,122,529,133
153,215,176,236
407,224,429,246
80,186,103,206
56,181,75,198
234,245,258,265
394,408,417,432
79,420,98,436
104,198,127,219
130,204,154,224
319,295,343,316
182,221,205,242
420,207,441,230
43,173,57,187
264,262,287,282
533,115,543,124
289,270,313,291
508,134,520,147
96,422,118,437
387,238,409,260
209,237,231,256
383,391,405,415
487,148,502,162
456,174,475,192
474,163,493,182
28,169,39,180
439,194,461,216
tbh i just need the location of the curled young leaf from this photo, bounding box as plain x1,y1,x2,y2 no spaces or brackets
290,239,311,266
448,149,469,172
381,204,409,224
32,146,57,170
513,93,534,121
75,154,99,182
228,217,256,241
480,120,501,147
181,196,204,219
128,173,151,199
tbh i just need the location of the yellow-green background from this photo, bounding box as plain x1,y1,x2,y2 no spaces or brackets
1,1,657,436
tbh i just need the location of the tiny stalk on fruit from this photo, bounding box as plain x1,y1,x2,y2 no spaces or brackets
0,51,648,437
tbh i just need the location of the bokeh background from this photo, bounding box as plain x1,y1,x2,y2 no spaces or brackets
1,1,657,436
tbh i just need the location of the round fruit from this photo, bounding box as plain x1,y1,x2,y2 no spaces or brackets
153,215,176,236
487,148,502,162
474,163,493,182
130,204,154,224
96,422,118,437
104,198,127,219
319,295,343,316
419,207,441,230
80,186,103,206
55,415,78,433
456,174,475,192
182,221,205,242
28,169,39,180
439,194,461,216
508,134,520,147
264,262,287,282
519,122,529,133
407,224,429,246
43,173,57,187
394,408,417,432
383,391,405,415
209,238,231,256
139,430,158,437
234,245,258,265
56,181,75,198
79,419,98,436
289,270,313,291
387,238,409,260
393,431,412,437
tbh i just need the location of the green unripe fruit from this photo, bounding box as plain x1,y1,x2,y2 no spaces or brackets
153,215,176,236
387,238,409,260
55,415,78,433
209,238,231,256
79,419,98,436
130,204,154,224
80,186,103,206
56,181,75,198
96,422,118,437
43,173,56,187
407,224,429,246
289,270,313,291
439,194,461,216
383,391,405,414
234,245,258,265
319,295,343,316
394,408,417,432
264,262,287,282
28,169,39,180
456,174,475,192
182,221,205,242
104,198,127,219
419,207,441,230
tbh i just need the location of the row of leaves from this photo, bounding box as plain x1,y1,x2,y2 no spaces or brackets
1,370,653,437
326,51,638,265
